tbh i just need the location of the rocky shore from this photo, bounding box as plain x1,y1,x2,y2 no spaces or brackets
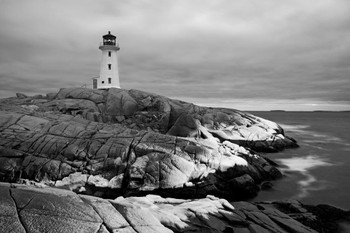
2,182,350,233
0,88,349,232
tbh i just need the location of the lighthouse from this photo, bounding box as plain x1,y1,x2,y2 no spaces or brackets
93,31,120,89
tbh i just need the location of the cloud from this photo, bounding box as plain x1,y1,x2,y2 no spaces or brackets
0,0,349,110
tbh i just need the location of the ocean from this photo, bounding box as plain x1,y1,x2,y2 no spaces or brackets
248,111,350,209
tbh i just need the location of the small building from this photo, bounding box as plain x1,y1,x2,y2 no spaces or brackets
93,31,120,89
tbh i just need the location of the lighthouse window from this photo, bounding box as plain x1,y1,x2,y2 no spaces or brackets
108,64,111,70
102,81,104,84
108,51,111,57
108,78,112,84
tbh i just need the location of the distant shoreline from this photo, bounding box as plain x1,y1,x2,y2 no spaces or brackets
246,110,350,113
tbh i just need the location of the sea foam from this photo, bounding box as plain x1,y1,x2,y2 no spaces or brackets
277,155,333,198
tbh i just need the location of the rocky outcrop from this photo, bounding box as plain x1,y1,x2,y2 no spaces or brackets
0,109,281,199
38,87,298,152
0,89,300,196
1,88,349,232
0,87,298,200
1,182,349,233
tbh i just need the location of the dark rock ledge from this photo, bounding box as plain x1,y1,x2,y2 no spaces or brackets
1,182,349,233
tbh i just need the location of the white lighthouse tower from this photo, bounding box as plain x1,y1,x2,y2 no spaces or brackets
93,31,120,89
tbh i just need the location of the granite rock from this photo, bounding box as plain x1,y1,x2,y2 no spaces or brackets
36,87,298,152
0,88,296,199
1,183,348,233
0,110,279,199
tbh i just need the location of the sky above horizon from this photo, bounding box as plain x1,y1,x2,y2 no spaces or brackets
0,0,349,111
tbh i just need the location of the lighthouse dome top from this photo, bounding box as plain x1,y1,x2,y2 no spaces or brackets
103,31,116,39
101,31,119,47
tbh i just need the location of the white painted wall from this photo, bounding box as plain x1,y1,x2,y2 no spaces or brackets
98,45,120,89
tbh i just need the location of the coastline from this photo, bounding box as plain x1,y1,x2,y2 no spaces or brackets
0,88,349,232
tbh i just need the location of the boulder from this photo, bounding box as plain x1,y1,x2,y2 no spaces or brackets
105,88,138,116
32,94,43,99
16,93,27,99
167,113,201,137
46,92,57,100
55,87,106,104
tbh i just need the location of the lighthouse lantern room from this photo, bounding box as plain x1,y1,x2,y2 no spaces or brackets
93,31,120,89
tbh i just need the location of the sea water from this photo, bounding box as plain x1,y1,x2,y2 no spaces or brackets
249,111,350,209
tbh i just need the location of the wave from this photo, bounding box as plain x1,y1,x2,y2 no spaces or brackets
277,155,332,173
276,155,333,199
279,124,310,133
280,123,346,146
296,175,332,199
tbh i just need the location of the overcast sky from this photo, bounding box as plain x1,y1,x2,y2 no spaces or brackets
0,0,349,110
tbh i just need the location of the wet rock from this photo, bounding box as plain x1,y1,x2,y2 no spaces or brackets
261,181,274,190
228,174,260,198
